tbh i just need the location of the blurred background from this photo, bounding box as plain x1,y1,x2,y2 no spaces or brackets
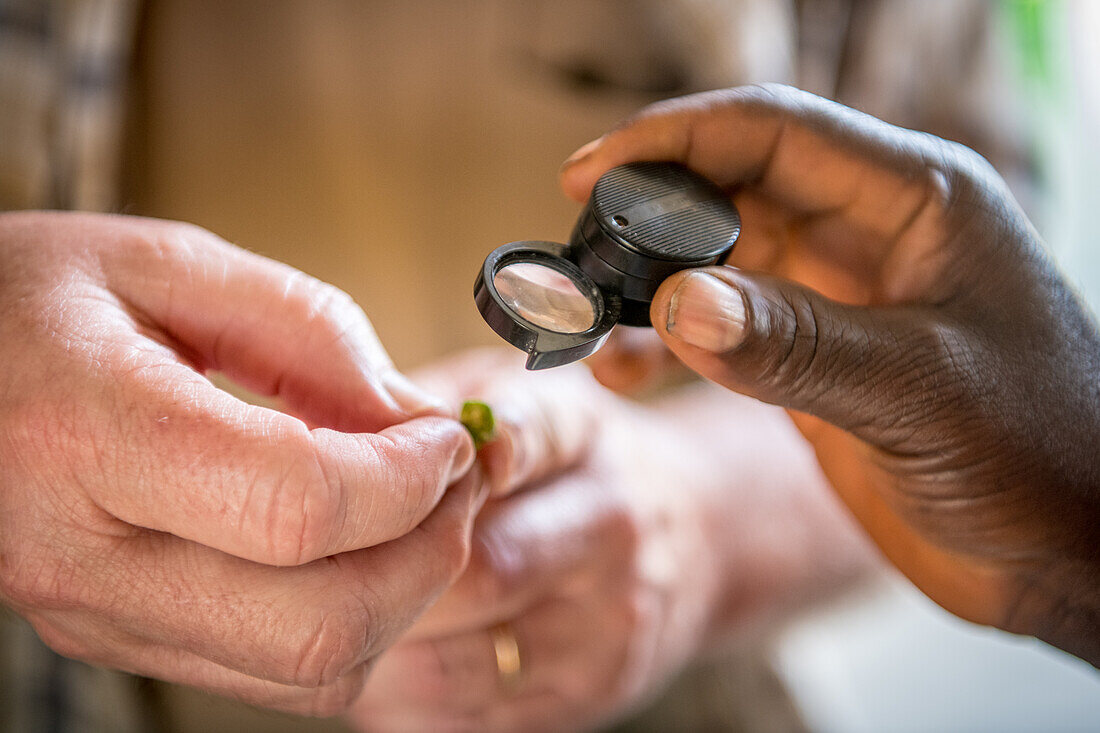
2,0,1100,731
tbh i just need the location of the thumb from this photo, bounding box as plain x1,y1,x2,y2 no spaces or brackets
651,266,953,449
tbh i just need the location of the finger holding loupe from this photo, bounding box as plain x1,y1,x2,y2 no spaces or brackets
475,162,741,369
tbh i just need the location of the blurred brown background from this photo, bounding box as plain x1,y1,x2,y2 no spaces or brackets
4,1,1100,731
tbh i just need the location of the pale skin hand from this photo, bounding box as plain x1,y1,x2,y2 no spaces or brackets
347,349,872,733
561,84,1100,666
0,211,483,715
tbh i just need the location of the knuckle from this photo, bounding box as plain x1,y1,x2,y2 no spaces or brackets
918,161,955,212
744,285,821,390
933,140,1016,224
293,276,362,345
167,220,223,251
249,430,340,566
941,139,999,191
291,604,371,688
738,81,798,109
907,319,984,408
137,220,223,265
165,218,216,242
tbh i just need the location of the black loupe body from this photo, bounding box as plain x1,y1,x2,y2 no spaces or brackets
475,161,741,370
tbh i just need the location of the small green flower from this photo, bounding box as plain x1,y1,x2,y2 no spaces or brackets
460,400,496,448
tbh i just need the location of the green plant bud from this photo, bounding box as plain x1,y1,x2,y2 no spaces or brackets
460,400,496,448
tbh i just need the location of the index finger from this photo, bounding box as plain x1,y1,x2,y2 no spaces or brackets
95,216,448,433
559,84,963,246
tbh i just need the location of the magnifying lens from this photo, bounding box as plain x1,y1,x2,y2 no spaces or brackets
474,161,741,370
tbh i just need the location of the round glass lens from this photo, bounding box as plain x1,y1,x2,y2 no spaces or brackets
493,262,597,333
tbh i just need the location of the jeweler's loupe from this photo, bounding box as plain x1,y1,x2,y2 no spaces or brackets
475,161,741,370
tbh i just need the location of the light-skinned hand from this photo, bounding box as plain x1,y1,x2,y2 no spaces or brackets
0,212,482,714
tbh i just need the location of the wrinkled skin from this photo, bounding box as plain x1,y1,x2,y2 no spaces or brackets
564,85,1100,666
349,349,870,732
0,212,482,714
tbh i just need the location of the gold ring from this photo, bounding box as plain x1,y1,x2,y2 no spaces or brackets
489,622,523,692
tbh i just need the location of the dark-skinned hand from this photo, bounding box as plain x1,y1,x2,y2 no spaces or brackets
563,85,1100,667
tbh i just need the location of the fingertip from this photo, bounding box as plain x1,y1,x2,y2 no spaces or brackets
560,137,603,170
374,414,476,489
661,270,749,354
558,165,596,203
559,138,606,202
468,461,492,513
650,270,692,333
445,455,490,506
448,425,478,485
